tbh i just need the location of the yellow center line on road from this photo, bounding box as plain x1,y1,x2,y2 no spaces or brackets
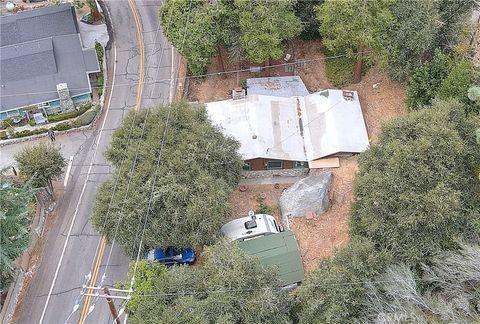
78,0,145,322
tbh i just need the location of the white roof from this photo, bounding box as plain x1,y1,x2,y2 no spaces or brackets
206,89,369,161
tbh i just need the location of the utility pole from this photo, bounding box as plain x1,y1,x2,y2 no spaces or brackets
79,286,131,324
104,287,121,324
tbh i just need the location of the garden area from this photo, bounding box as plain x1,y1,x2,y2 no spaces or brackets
0,103,100,141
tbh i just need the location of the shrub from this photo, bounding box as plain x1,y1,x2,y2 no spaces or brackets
52,122,72,131
2,118,13,129
438,60,475,113
0,130,7,140
325,53,373,88
255,195,272,214
298,237,392,323
406,49,451,109
47,104,91,123
72,109,97,127
97,87,103,97
95,41,104,69
11,128,48,138
28,119,36,126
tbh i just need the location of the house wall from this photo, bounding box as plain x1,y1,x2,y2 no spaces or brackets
246,158,299,171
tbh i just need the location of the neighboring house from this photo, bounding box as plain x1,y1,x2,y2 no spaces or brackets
207,77,369,171
0,4,100,122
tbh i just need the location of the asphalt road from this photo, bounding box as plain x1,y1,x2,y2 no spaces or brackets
15,0,174,323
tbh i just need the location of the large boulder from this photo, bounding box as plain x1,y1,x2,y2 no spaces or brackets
280,173,333,218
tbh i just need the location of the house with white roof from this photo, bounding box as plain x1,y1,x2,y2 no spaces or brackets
206,77,369,171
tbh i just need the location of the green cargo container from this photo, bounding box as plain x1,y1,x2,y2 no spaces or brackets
238,230,304,287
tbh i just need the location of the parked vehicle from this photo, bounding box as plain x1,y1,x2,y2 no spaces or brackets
144,246,196,266
221,211,283,241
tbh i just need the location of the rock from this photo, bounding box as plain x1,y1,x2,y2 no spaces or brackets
280,173,333,218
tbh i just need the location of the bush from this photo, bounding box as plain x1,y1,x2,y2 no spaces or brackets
72,109,97,127
28,119,36,126
255,195,272,214
52,122,72,131
438,60,474,111
0,130,7,140
95,41,104,68
47,104,91,123
298,237,392,323
11,128,48,138
1,118,13,129
406,49,451,109
325,53,372,88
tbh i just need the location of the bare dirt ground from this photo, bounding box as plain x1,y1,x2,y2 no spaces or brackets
201,40,407,271
346,66,408,142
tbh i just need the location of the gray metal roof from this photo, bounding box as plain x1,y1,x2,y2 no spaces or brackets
247,76,309,97
0,4,78,47
0,4,99,112
206,89,370,161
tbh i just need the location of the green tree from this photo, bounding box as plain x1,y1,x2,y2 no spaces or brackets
317,0,394,83
298,237,392,323
92,102,243,256
15,143,66,195
435,0,477,50
387,0,439,80
123,240,293,324
295,0,323,40
438,60,474,111
350,99,480,266
0,173,35,291
235,0,302,64
406,49,451,109
159,0,224,75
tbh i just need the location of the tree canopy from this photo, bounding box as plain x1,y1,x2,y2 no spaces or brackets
92,102,243,256
14,143,66,194
123,240,292,324
236,0,302,63
387,0,439,80
159,0,302,75
159,0,223,75
316,0,394,82
0,173,35,291
298,237,392,323
350,99,480,265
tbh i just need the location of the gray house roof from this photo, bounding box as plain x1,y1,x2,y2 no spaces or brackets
0,4,79,47
0,4,99,113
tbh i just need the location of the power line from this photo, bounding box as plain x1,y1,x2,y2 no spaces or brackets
0,51,372,99
128,0,194,298
121,276,446,299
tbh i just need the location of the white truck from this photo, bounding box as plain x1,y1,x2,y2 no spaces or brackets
221,211,283,241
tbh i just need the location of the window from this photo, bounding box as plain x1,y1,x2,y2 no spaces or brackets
243,162,251,171
267,160,283,170
294,161,306,169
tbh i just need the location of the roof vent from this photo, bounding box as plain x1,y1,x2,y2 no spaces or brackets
244,219,257,230
342,90,354,101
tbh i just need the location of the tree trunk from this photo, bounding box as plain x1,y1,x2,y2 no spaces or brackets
236,62,240,87
217,47,226,76
353,46,363,83
264,59,271,77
